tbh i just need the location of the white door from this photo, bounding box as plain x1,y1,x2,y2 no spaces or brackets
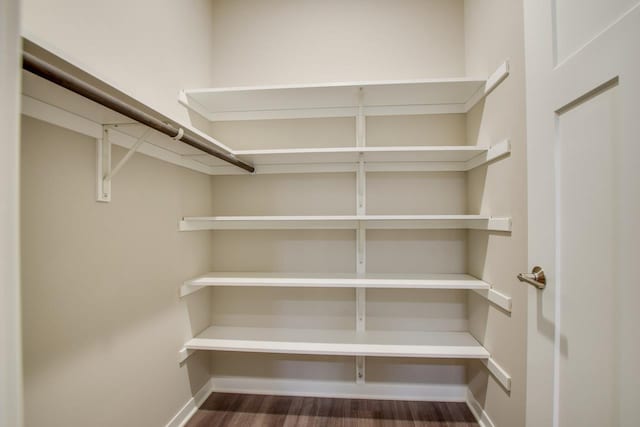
523,1,640,426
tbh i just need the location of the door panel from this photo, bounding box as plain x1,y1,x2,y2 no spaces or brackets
556,85,617,426
525,1,640,426
554,0,639,63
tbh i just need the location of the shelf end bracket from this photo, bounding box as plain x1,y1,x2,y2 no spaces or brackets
178,347,196,365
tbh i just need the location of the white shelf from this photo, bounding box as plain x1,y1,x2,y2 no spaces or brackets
179,215,512,231
180,272,490,297
178,62,509,121
201,140,511,175
185,326,490,359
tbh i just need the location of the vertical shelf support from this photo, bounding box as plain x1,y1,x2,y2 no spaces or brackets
355,89,367,383
355,225,366,383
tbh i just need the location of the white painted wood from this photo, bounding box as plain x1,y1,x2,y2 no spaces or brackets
234,146,487,165
355,148,367,384
21,93,103,138
466,389,496,427
106,128,214,176
180,272,491,297
524,1,640,426
481,358,512,392
0,1,22,425
208,376,468,402
179,77,487,121
464,139,511,171
164,378,213,427
177,348,196,364
96,128,111,202
463,61,510,112
186,326,490,359
193,141,510,175
103,128,152,182
180,62,508,121
22,89,509,176
472,288,512,313
206,160,494,175
179,215,512,231
191,103,471,121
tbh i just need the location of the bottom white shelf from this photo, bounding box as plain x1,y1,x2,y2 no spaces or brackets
185,326,489,359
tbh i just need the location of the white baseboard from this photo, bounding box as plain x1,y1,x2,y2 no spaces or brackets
466,388,496,427
209,376,467,402
168,378,494,427
165,378,214,427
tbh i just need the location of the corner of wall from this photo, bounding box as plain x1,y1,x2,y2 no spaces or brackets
463,0,528,426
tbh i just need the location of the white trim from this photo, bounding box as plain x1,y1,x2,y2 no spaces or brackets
198,104,469,121
482,358,512,392
1,1,23,425
465,139,511,171
177,347,196,364
472,288,513,312
464,61,511,112
466,389,496,427
179,215,513,232
209,377,468,402
180,272,492,297
207,160,484,176
179,75,492,122
164,378,214,427
168,379,493,426
186,327,489,359
22,94,103,138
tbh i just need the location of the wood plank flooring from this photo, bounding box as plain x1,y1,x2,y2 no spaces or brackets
185,393,479,426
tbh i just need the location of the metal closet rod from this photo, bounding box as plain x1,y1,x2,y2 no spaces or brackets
21,52,255,173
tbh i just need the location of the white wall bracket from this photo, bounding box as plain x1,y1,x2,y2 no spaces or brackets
464,61,510,112
96,126,150,202
472,287,512,313
96,127,112,202
465,139,511,171
178,347,196,365
482,357,512,392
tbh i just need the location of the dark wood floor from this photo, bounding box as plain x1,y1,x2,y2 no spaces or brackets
186,393,479,426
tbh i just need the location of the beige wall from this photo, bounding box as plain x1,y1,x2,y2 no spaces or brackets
208,0,465,86
21,0,214,125
20,116,212,427
464,0,528,426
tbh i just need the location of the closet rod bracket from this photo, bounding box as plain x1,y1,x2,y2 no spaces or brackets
96,125,150,202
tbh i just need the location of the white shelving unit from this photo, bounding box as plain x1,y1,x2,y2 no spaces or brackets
185,327,489,359
178,62,509,121
180,272,491,297
177,61,514,392
179,214,512,231
204,140,511,175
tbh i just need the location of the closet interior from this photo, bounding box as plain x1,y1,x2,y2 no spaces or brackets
19,2,527,426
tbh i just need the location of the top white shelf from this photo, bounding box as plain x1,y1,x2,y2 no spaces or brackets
179,62,509,121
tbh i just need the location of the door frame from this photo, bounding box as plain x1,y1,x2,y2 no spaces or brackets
0,0,23,426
